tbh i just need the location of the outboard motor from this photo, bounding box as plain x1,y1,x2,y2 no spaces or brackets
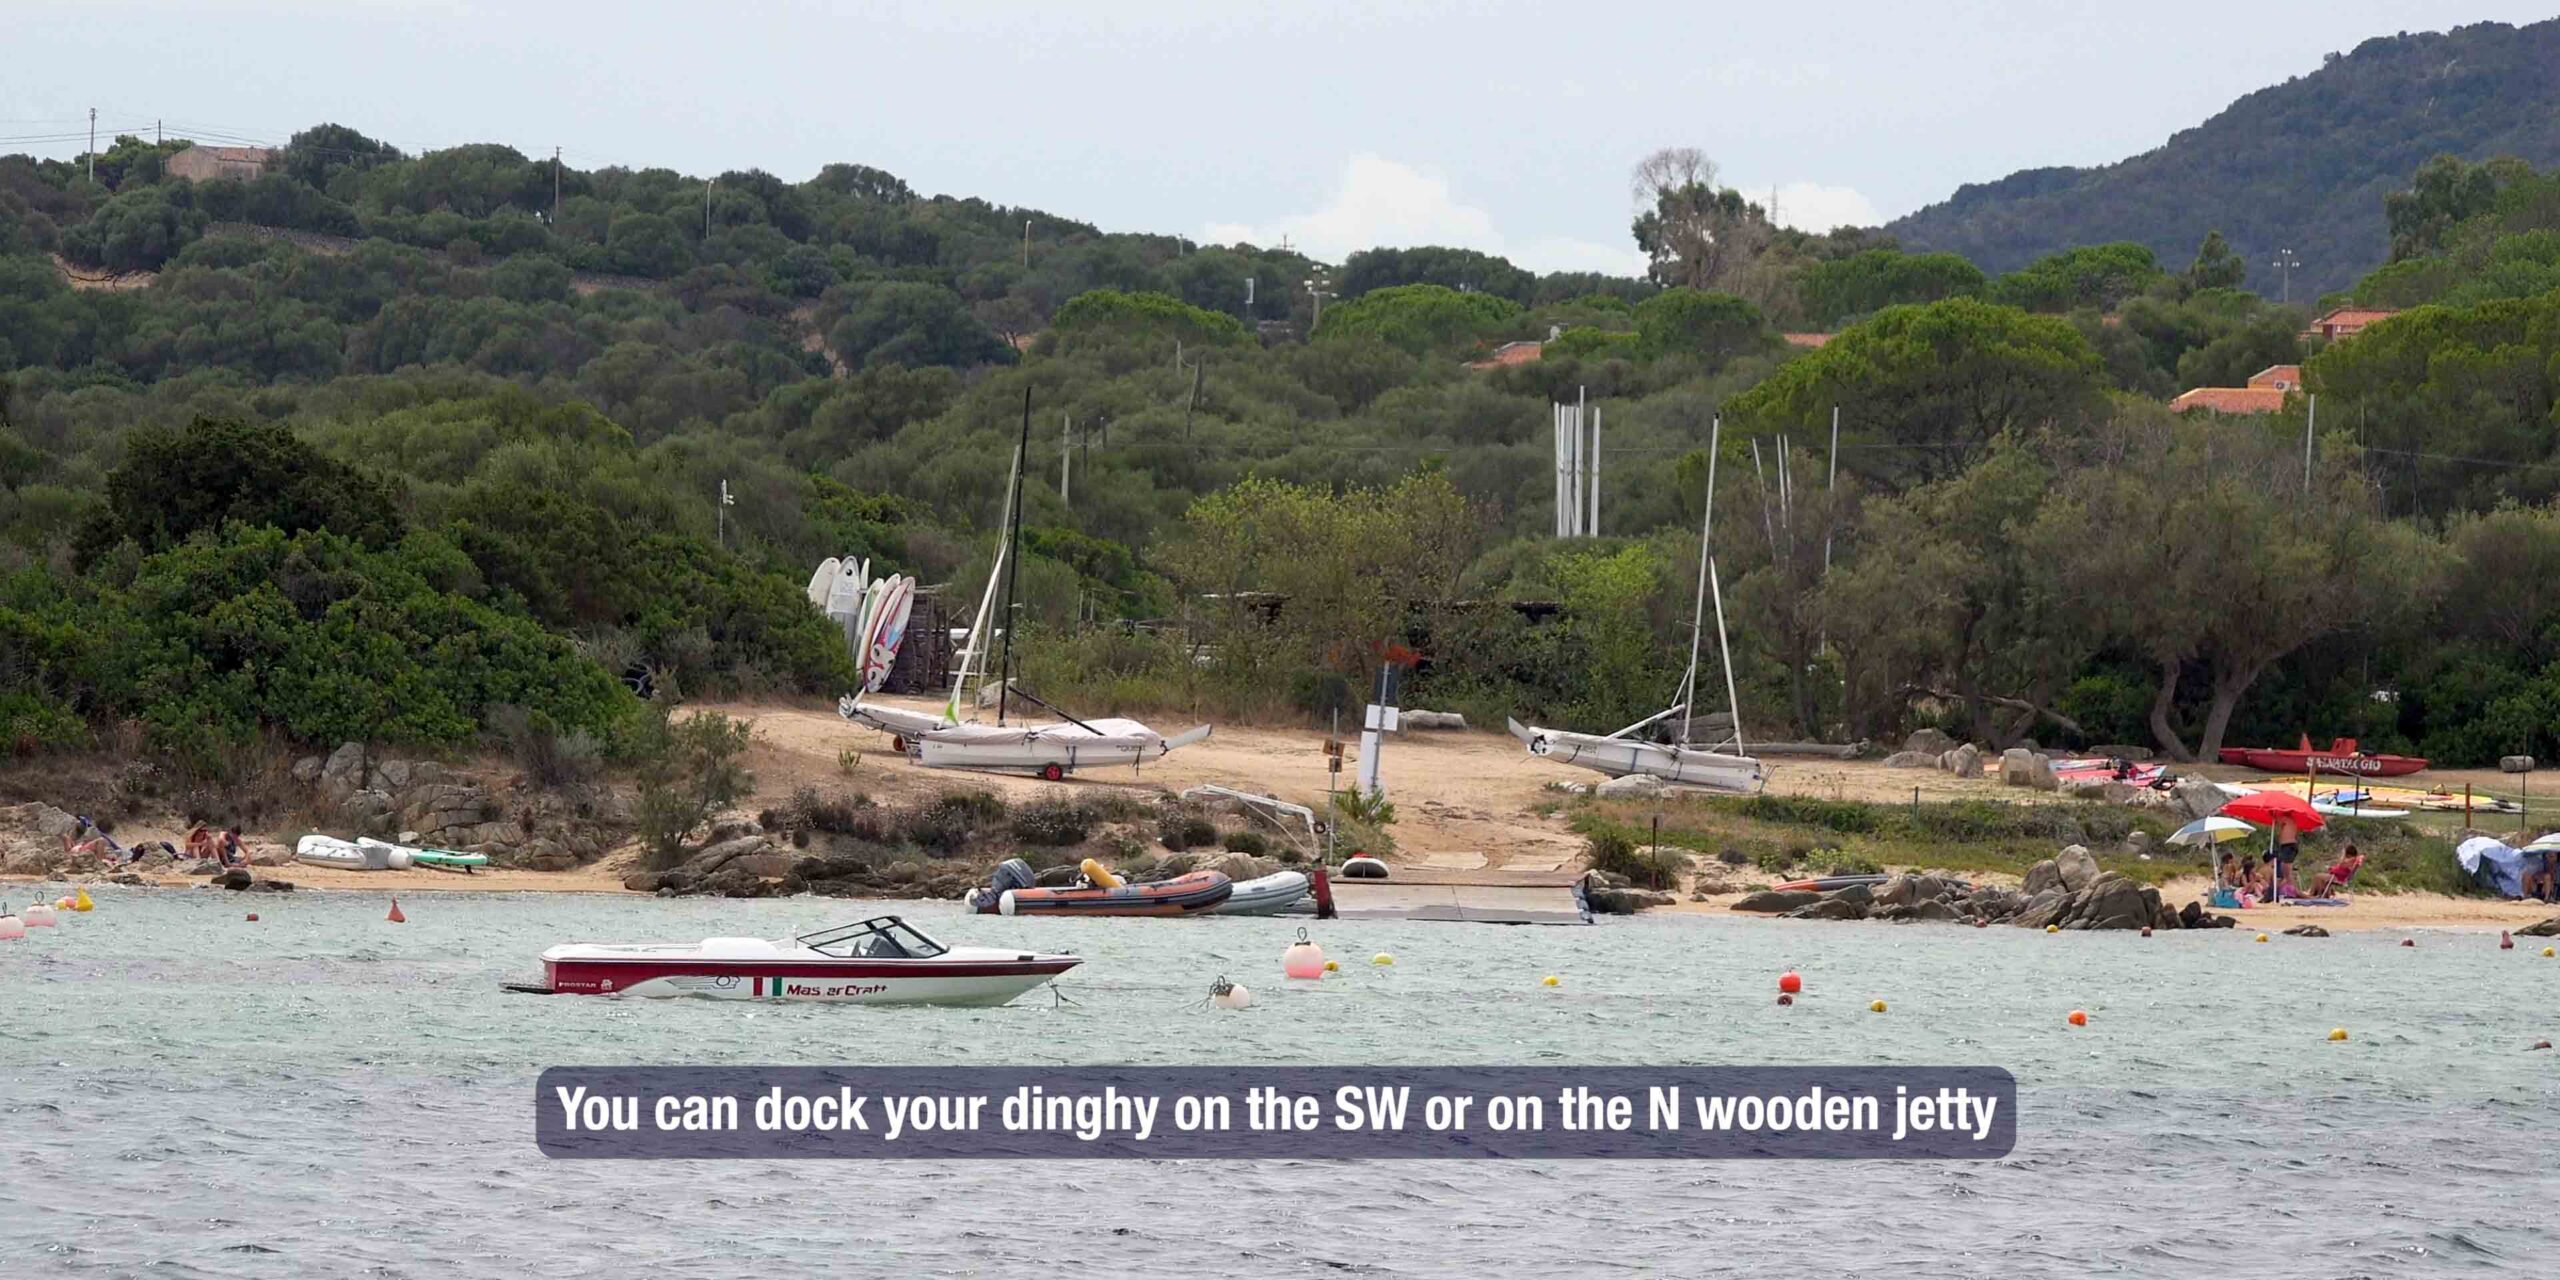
993,859,1037,893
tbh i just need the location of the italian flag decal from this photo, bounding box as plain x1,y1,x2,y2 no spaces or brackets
755,977,783,997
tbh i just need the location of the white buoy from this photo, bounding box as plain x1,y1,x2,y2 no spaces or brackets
0,911,22,941
1210,977,1252,1010
22,903,57,928
1282,927,1326,980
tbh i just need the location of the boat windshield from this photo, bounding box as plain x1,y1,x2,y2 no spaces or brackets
795,916,948,959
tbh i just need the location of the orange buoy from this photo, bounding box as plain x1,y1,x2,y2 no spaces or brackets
2067,1009,2089,1027
245,913,259,922
387,898,406,924
1778,971,1803,995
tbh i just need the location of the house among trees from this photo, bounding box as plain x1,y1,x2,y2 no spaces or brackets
2169,364,2300,414
2301,306,2395,342
165,144,273,183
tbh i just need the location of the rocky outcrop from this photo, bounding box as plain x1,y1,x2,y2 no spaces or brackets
1735,849,2213,932
1881,751,1938,769
2284,924,2330,937
2172,777,2227,822
1398,710,1469,731
1903,728,1957,757
2518,916,2560,937
1942,744,1983,778
1731,889,1823,913
0,802,83,875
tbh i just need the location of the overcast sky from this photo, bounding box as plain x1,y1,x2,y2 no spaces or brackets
8,2,2552,274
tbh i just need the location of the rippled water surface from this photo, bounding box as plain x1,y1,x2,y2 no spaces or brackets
3,884,2554,1278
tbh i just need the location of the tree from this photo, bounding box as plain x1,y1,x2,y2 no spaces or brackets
2385,154,2530,262
1795,250,1986,327
1629,148,1775,293
281,123,403,192
93,417,406,558
2029,411,2443,761
1631,288,1768,365
58,183,207,271
1726,297,2106,486
826,282,1012,370
1051,289,1250,352
1313,284,1522,353
605,211,693,278
1336,246,1535,304
1988,243,2162,312
2187,230,2246,290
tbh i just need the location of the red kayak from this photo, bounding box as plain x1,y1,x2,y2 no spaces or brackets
2216,735,2428,778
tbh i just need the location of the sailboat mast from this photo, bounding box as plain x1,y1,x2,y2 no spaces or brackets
1710,557,1745,758
1679,416,1720,751
945,441,1020,723
996,387,1033,725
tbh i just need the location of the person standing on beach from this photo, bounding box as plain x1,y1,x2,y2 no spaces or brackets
2270,817,2301,900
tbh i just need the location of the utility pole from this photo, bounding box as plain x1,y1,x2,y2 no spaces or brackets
1060,412,1071,505
1304,275,1333,333
1022,219,1031,268
704,177,714,239
155,118,161,145
2270,248,2300,305
1184,358,1203,441
716,480,733,546
2304,394,2317,490
86,107,96,182
553,147,562,224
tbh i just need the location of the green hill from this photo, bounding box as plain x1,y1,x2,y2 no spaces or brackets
1885,19,2560,298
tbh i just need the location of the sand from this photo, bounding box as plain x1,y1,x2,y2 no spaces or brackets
17,696,2555,931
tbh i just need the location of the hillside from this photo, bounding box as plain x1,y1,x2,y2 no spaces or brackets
1886,19,2560,297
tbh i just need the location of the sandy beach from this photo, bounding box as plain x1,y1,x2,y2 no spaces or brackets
16,693,2557,931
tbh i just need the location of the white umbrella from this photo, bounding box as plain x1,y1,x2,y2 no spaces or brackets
2168,816,2255,846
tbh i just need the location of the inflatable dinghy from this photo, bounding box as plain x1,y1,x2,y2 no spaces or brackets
1210,870,1312,915
998,870,1232,916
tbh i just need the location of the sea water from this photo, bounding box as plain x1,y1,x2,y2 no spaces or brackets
2,886,2553,1277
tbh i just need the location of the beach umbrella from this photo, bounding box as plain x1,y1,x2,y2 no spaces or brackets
2168,816,2255,846
2217,791,2325,832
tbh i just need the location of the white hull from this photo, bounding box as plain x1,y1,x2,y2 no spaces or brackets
540,924,1079,1007
1208,871,1312,916
591,969,1063,1006
1509,719,1765,793
843,698,1208,776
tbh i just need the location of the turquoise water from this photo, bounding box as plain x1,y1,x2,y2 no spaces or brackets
2,884,2554,1277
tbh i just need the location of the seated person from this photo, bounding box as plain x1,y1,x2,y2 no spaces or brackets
62,815,128,865
183,824,218,862
218,826,248,869
2305,846,2366,898
2523,844,2558,905
2216,851,2240,887
2240,856,2269,902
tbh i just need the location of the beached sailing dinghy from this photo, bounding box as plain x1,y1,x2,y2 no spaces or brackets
1510,414,1765,794
840,390,1208,779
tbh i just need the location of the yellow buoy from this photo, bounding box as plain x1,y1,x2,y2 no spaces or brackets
1323,959,1340,972
1541,975,1560,987
1372,952,1395,966
1870,999,1887,1013
2255,933,2270,943
2045,924,2059,934
2545,947,2556,958
2328,1027,2348,1041
71,888,94,912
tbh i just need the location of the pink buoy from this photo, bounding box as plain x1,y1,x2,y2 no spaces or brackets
22,903,56,928
1282,927,1326,980
0,911,22,941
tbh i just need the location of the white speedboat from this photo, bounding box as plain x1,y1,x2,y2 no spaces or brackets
1508,719,1766,792
533,915,1080,1006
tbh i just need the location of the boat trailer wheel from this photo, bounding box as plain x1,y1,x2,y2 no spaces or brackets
1040,763,1065,782
890,735,907,752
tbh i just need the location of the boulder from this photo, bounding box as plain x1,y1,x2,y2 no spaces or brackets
1873,874,1916,908
2055,845,2100,894
684,835,776,877
291,755,325,784
247,843,291,867
623,870,669,892
2011,889,2068,929
2061,874,2151,930
1881,751,1938,770
402,782,497,838
2000,748,2036,787
2028,753,2059,791
2090,744,2155,762
2516,916,2560,937
1908,899,1962,923
110,873,145,886
2124,830,2154,857
2022,858,2062,897
1908,873,1955,902
2172,777,2228,822
1595,774,1667,798
700,864,785,898
1730,889,1822,914
1204,852,1275,882
1945,743,1983,778
187,859,222,876
319,742,369,795
212,868,254,890
1785,897,1868,921
2283,924,2330,937
244,878,296,893
1902,728,1957,757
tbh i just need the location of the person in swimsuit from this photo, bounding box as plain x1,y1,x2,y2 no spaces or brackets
2269,818,2301,901
218,827,247,869
2306,846,2365,897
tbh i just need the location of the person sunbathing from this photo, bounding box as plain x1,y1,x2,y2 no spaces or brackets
2305,847,2366,898
62,815,127,865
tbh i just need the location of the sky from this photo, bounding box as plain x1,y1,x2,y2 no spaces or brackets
7,1,2554,275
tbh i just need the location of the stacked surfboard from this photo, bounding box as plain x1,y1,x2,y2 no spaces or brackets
806,557,916,694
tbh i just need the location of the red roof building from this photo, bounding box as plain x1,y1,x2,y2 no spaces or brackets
1782,332,1832,349
1465,340,1545,370
2168,364,2302,415
2301,307,2396,343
